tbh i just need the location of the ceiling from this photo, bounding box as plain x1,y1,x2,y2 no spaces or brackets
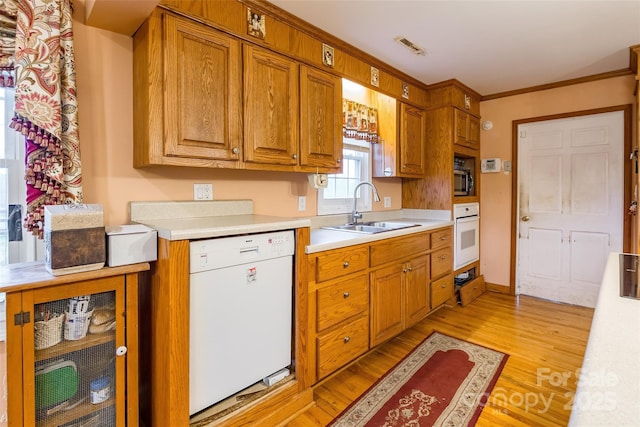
268,0,640,96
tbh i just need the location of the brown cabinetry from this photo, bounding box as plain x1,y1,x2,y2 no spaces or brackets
454,109,480,150
402,81,481,210
0,263,147,427
133,9,342,172
373,101,426,178
398,103,427,176
243,44,299,166
308,226,453,383
299,65,344,169
309,244,370,383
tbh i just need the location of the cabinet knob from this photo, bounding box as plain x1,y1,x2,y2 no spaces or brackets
337,158,341,163
403,268,408,273
441,284,447,288
439,255,446,260
343,261,349,268
292,154,298,159
343,336,351,343
116,346,128,356
343,291,350,298
232,147,239,154
440,236,447,241
407,266,413,272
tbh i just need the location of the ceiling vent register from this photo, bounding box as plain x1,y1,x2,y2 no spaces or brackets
394,37,426,55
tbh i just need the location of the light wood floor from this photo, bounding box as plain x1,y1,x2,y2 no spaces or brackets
285,291,594,427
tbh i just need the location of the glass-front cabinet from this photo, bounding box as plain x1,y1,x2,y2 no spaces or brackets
0,264,147,427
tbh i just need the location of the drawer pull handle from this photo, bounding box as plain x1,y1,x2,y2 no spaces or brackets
439,255,446,260
343,261,349,268
440,236,447,240
441,284,447,288
343,336,351,343
343,291,350,298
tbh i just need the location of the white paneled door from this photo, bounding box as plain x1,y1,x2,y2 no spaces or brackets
517,111,624,307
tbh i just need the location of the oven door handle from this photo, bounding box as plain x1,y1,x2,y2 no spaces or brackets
456,215,479,223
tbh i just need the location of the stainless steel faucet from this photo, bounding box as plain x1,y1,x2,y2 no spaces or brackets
351,181,381,224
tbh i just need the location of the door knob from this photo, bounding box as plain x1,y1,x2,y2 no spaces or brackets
521,215,530,222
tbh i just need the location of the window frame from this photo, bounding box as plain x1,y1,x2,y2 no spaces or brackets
317,138,372,216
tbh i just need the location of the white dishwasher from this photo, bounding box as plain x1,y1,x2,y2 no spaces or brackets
189,230,295,415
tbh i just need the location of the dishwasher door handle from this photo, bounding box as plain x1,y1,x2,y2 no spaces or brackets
239,246,260,254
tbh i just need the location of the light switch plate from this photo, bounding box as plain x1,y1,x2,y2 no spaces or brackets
384,196,392,208
298,196,306,211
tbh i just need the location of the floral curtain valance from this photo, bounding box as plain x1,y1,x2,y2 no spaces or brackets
9,0,83,238
343,98,380,143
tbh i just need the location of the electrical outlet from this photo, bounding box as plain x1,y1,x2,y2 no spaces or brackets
384,196,392,208
194,183,213,200
298,196,306,211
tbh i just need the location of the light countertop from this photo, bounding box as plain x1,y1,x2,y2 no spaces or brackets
135,214,311,241
307,218,452,253
568,252,640,426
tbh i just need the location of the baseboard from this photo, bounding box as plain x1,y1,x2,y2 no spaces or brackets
485,282,512,294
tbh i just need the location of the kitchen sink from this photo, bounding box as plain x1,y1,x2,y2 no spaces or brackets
322,221,420,234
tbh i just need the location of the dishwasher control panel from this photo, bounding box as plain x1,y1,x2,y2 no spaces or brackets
189,230,295,274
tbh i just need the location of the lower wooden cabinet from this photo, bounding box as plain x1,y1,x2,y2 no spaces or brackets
316,314,369,380
309,226,453,383
431,274,455,308
309,249,371,383
0,263,148,427
369,262,405,347
458,275,486,307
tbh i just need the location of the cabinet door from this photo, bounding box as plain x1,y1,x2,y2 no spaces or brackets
300,65,342,170
243,44,299,166
468,115,480,149
454,109,480,150
454,109,469,147
398,103,426,176
369,263,404,347
163,14,242,161
404,254,430,328
10,277,128,427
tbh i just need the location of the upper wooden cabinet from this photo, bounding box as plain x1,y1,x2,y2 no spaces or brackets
299,65,344,169
373,100,426,178
243,44,299,166
454,109,480,150
402,80,481,210
398,103,427,176
134,10,242,167
133,9,342,172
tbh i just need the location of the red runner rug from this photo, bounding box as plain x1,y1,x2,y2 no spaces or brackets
329,331,508,426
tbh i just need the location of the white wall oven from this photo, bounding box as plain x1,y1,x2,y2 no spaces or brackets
454,203,479,270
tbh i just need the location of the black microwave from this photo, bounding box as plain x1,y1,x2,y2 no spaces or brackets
454,169,473,196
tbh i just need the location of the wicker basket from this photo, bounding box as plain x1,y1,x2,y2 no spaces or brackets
34,314,64,350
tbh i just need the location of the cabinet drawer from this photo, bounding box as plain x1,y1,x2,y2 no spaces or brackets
431,228,452,250
316,314,369,380
431,246,452,278
315,246,369,283
431,274,454,308
370,232,429,267
459,276,486,307
317,275,369,332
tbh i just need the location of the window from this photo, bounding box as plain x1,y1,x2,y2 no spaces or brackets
317,138,372,215
0,87,39,265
